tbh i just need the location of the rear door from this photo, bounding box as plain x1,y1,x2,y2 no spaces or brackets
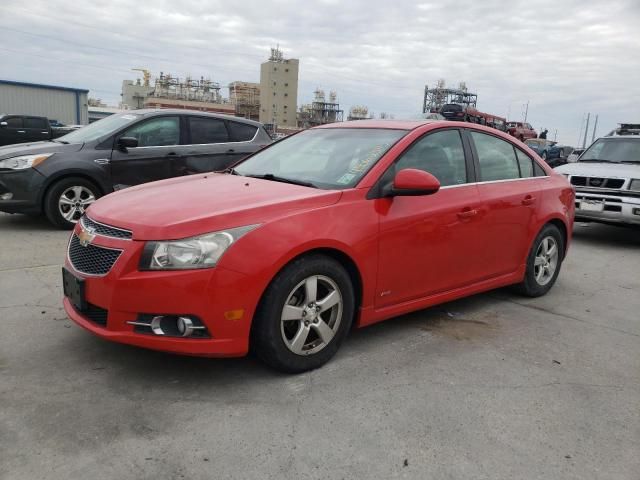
467,130,543,278
375,128,485,308
24,117,51,142
0,116,26,146
177,116,234,175
109,115,181,189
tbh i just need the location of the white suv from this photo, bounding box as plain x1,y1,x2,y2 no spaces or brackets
555,124,640,226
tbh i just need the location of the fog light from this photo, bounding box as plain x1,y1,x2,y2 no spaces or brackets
0,192,13,200
176,316,194,337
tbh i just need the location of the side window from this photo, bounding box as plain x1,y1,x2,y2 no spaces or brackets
228,122,258,142
123,117,179,147
533,162,546,177
515,148,534,178
189,117,229,144
470,131,520,181
395,130,467,186
25,117,47,129
6,117,22,128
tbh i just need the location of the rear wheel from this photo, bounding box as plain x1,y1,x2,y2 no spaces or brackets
251,254,354,373
515,224,564,297
44,177,100,229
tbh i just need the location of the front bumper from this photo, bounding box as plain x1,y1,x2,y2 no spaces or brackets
574,190,640,225
0,168,46,214
63,225,262,357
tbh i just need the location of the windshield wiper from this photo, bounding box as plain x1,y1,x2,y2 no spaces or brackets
53,139,69,144
244,173,317,188
221,167,242,175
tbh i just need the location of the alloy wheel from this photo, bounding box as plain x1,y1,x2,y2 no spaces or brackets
534,236,559,286
280,275,343,356
58,186,96,223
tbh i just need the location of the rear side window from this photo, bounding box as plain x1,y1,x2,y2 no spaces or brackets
395,129,468,186
189,117,229,144
5,117,22,128
25,117,47,129
515,148,534,177
122,116,180,147
228,121,258,142
470,131,520,181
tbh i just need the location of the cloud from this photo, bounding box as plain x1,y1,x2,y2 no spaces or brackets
1,0,639,144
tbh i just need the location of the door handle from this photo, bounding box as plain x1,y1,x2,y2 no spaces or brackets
17,130,25,133
226,149,235,153
522,195,536,206
41,131,49,134
457,208,478,219
166,152,178,156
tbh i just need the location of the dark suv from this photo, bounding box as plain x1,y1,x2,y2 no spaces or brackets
0,109,271,228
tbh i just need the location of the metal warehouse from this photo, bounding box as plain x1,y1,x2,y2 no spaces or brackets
0,80,89,125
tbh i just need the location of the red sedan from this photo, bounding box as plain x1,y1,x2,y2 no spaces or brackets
62,120,574,372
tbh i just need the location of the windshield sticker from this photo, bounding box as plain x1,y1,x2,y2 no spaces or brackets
337,173,356,185
348,144,389,174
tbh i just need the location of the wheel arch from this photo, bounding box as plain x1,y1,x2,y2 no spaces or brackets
546,217,568,255
251,246,364,334
39,171,108,211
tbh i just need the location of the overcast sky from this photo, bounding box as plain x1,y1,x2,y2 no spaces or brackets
1,0,639,144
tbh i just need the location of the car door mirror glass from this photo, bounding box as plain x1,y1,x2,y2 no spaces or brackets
388,168,440,196
118,136,139,151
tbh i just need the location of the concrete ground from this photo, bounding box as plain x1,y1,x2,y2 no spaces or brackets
0,212,638,480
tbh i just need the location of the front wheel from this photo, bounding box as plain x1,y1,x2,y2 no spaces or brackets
515,224,564,297
44,177,100,229
251,254,355,373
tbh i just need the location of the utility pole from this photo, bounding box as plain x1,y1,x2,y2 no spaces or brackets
523,101,529,123
553,129,557,142
591,115,599,142
582,113,591,149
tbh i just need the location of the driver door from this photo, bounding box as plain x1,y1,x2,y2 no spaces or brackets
375,129,484,308
109,116,181,189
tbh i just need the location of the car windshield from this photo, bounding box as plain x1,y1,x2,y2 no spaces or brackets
234,128,406,189
580,138,640,163
56,113,142,143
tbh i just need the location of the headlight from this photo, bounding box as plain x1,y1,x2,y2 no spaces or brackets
140,225,259,270
0,153,53,170
630,179,640,192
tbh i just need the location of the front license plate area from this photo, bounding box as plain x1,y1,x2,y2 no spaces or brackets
580,199,604,212
62,267,86,311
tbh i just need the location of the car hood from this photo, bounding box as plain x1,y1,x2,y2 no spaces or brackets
88,173,343,240
555,162,640,178
0,141,83,160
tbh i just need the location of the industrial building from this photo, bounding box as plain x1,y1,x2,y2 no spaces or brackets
422,79,477,114
229,81,260,121
121,70,234,115
348,105,371,121
0,79,89,125
297,89,344,128
259,48,299,128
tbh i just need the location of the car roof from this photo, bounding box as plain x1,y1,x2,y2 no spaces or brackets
315,119,441,131
131,108,263,127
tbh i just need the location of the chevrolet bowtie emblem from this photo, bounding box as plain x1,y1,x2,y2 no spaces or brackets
78,226,96,247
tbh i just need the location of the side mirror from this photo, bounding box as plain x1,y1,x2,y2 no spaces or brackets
385,168,441,197
117,136,138,151
0,121,7,128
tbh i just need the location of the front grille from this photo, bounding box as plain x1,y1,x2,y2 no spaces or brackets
570,176,625,189
83,303,108,326
82,215,132,240
68,235,122,276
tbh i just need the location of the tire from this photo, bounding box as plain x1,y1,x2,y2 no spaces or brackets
251,254,355,373
515,224,565,297
519,135,525,142
44,177,101,229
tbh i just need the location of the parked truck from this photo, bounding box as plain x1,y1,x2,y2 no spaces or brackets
0,114,79,146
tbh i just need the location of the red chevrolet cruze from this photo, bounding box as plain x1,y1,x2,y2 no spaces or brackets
62,120,574,372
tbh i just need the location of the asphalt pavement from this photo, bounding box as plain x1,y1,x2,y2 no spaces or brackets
1,212,638,479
